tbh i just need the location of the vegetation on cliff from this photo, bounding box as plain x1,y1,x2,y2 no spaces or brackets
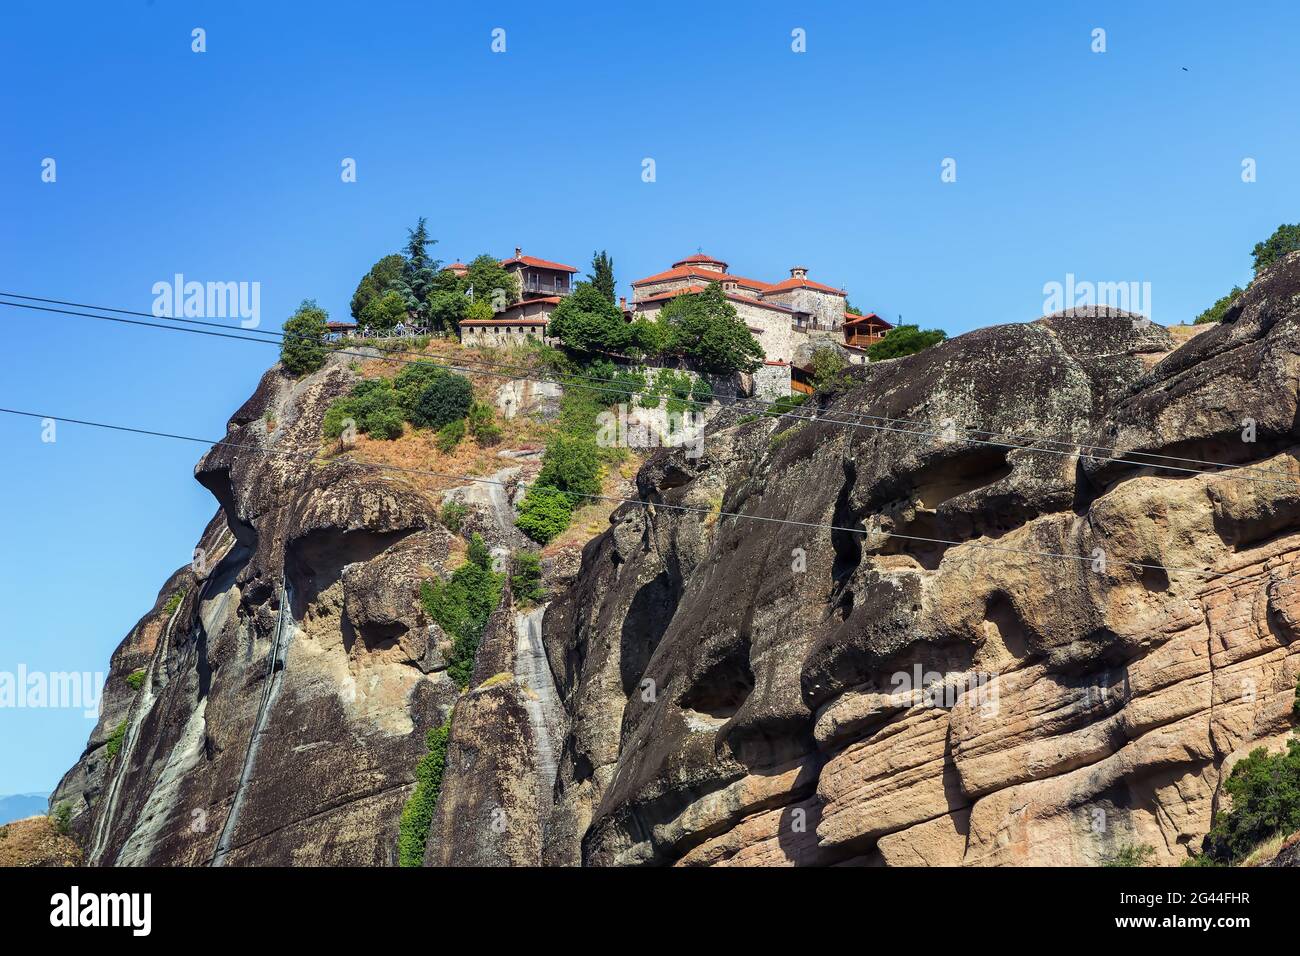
419,534,504,688
397,720,451,867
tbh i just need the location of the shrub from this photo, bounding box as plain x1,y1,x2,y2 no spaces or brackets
511,551,545,605
363,407,405,440
393,363,449,416
516,487,573,544
466,532,492,570
467,402,502,445
1101,843,1156,867
1201,738,1300,863
435,418,465,452
690,376,714,404
397,720,451,866
50,803,72,836
105,721,127,762
125,669,146,691
464,297,495,322
412,373,473,430
419,543,504,689
162,589,185,616
867,324,946,361
536,434,602,504
439,499,468,534
764,392,808,418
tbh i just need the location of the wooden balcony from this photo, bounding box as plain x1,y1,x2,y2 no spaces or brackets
845,331,885,349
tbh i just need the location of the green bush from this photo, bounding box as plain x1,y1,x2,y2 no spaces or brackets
419,539,503,689
105,721,127,762
1101,843,1156,867
516,487,573,544
125,669,146,691
867,324,946,361
412,373,473,430
393,363,449,416
162,589,185,617
764,392,808,418
467,402,502,445
439,499,468,534
690,376,714,404
536,435,602,505
50,802,72,836
435,418,465,452
397,720,451,867
323,377,405,441
511,551,545,605
364,407,405,440
1201,738,1300,863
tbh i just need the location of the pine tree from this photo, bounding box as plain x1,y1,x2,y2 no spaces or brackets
589,250,616,303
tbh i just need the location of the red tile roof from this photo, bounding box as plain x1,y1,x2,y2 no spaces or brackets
444,261,469,274
500,253,578,273
634,284,795,315
631,265,772,292
672,253,729,270
764,275,847,295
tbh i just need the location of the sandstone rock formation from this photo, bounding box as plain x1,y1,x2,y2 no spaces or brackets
53,254,1300,866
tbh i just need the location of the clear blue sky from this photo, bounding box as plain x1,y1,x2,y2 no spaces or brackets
1,0,1297,794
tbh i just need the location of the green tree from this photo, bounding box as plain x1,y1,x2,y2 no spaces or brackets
866,324,946,361
510,551,545,604
1193,286,1244,324
280,299,330,375
463,253,518,312
588,250,616,303
1252,223,1300,273
359,289,408,333
536,434,602,503
548,282,631,354
1202,739,1300,863
660,282,765,374
387,217,440,322
809,346,849,389
350,253,406,320
411,372,473,429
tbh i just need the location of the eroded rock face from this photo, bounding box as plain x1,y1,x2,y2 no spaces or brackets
541,265,1300,866
52,353,462,866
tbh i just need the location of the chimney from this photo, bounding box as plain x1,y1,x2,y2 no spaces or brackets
515,247,522,258
790,266,809,279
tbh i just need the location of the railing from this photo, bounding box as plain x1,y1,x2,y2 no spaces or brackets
845,333,885,348
521,279,571,295
791,378,816,395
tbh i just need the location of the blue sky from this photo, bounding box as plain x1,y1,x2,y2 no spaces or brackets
1,0,1297,793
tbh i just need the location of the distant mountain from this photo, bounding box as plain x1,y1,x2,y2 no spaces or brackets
0,793,49,825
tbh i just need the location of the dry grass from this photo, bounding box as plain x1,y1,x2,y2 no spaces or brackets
1167,323,1214,347
0,816,83,867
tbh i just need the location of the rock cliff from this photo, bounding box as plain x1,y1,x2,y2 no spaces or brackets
54,253,1300,865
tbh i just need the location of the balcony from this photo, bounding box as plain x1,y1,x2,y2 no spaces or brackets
520,277,572,297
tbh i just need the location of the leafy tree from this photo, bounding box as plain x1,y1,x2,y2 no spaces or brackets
810,346,849,389
411,372,473,429
516,487,573,544
588,250,616,303
1252,223,1300,273
393,363,448,416
280,299,330,375
1201,739,1300,863
548,281,632,354
359,289,408,333
629,315,674,357
1193,286,1245,324
866,324,946,361
464,298,495,322
350,253,406,320
536,434,602,503
427,288,469,331
322,378,405,440
659,282,765,374
463,254,518,312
